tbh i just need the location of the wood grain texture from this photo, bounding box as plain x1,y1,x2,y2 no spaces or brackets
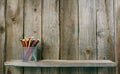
24,0,42,74
60,0,78,60
42,0,59,74
5,0,23,74
79,0,97,74
5,60,117,67
79,0,96,60
0,0,5,74
60,0,79,74
97,0,115,61
1,0,117,74
115,0,120,73
42,0,59,59
96,0,116,74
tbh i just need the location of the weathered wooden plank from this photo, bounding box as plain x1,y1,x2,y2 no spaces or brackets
79,0,96,60
24,67,41,74
5,60,117,67
24,0,42,74
42,0,59,60
0,0,5,74
42,0,59,74
79,0,97,74
60,0,79,74
6,0,23,62
97,0,115,61
96,0,116,74
115,0,120,73
60,0,78,60
5,0,23,74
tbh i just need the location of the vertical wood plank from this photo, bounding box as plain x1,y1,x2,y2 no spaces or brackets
115,0,120,73
79,0,96,60
96,0,116,74
97,0,115,61
0,0,5,74
24,0,42,74
60,0,78,60
41,0,59,74
42,0,59,62
6,0,23,74
60,0,79,74
79,0,97,74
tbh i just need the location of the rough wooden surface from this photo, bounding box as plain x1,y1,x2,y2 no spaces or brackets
0,0,5,74
96,0,115,74
24,0,42,74
60,0,78,60
115,0,120,73
42,0,59,74
42,0,59,60
5,0,23,74
79,0,97,74
79,0,96,61
96,0,115,62
96,0,109,73
5,60,117,67
0,0,118,74
60,0,79,74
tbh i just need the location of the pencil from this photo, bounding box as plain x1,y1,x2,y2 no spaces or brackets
28,38,32,48
31,39,38,47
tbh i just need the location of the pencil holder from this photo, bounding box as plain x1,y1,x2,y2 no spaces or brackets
23,47,37,62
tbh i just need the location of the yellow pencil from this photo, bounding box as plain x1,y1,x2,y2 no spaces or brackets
28,38,32,48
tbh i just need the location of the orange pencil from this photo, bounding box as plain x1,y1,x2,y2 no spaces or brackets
25,37,29,47
22,39,25,47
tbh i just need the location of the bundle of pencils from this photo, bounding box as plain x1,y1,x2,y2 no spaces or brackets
20,37,39,61
21,37,39,47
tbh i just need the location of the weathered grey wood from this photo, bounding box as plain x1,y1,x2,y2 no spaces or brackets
24,0,42,74
5,60,117,67
2,0,117,74
5,0,23,74
97,0,115,61
96,1,108,74
115,0,120,73
79,0,96,60
60,0,78,60
96,0,116,74
42,0,59,60
60,0,79,74
79,0,97,74
42,0,59,74
0,0,5,74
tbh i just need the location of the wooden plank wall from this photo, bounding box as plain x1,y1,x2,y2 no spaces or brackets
0,0,5,74
115,0,120,74
60,0,79,74
24,0,42,74
0,0,118,74
97,0,115,74
5,0,23,74
41,0,59,74
79,0,97,74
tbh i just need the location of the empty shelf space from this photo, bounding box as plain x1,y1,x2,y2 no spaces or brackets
4,60,117,67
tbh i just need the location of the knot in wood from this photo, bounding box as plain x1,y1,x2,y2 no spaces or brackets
7,68,11,74
0,26,5,34
84,48,92,60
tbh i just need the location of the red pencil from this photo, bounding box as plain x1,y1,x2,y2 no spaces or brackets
31,39,39,47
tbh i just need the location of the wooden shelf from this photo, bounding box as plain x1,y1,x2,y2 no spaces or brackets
4,60,117,67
